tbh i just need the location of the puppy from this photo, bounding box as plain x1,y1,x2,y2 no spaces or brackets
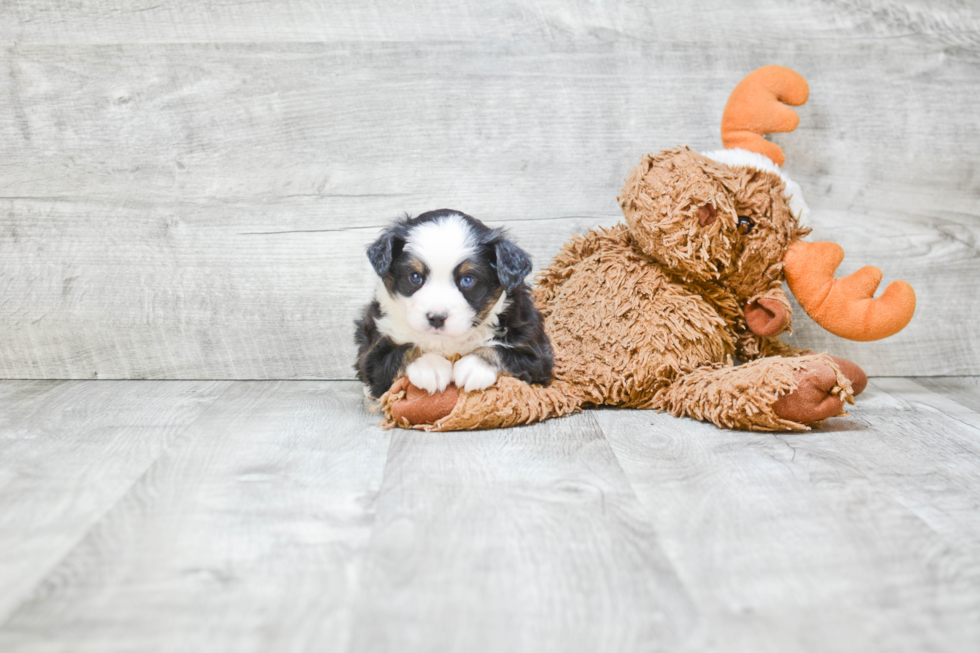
355,209,553,399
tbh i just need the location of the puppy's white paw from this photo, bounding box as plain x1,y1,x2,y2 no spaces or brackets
453,355,500,392
406,353,454,394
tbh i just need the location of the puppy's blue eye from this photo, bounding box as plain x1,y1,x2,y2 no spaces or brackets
409,272,423,285
459,275,475,289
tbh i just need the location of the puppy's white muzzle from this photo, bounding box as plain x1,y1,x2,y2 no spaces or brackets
405,281,476,339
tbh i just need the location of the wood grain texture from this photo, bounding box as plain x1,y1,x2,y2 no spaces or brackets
1,0,978,378
0,380,231,623
912,376,980,414
348,412,695,653
0,381,391,653
2,379,979,651
594,383,980,653
2,0,977,47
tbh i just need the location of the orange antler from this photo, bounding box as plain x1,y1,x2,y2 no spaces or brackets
784,241,916,341
721,65,809,166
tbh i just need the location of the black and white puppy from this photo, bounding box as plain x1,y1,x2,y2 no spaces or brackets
355,209,553,398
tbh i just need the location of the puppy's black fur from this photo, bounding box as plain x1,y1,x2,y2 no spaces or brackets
355,209,554,398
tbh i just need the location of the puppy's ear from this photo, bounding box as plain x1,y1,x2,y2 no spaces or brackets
493,238,533,292
366,226,403,276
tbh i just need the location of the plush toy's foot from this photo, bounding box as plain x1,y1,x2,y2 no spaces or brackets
657,353,854,431
827,355,867,395
386,377,460,426
772,360,849,423
380,376,583,431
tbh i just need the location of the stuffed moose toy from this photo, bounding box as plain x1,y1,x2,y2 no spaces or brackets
378,66,917,432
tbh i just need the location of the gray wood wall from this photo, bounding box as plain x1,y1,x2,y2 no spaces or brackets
1,0,978,380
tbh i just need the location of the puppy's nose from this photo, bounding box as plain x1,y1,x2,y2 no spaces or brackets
426,312,447,329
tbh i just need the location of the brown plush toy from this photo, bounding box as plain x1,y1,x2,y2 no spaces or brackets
378,66,917,432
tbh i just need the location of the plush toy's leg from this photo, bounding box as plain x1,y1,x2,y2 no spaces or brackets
754,338,867,396
655,353,855,431
378,377,583,432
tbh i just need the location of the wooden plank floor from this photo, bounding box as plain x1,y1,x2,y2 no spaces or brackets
0,379,978,652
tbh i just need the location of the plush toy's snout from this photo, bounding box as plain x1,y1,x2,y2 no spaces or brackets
618,147,743,282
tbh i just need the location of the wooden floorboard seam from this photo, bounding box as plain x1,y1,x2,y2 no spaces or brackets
0,380,239,628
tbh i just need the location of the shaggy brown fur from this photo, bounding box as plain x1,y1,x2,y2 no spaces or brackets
379,147,862,432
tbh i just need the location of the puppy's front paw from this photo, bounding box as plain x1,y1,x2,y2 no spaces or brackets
406,353,453,394
453,355,500,392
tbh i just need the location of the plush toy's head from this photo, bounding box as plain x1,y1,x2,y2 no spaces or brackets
620,146,807,300
618,66,916,342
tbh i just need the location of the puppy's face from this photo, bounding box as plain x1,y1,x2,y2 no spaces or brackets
389,215,495,338
367,210,531,341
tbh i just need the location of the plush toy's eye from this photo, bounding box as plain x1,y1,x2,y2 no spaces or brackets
409,271,423,285
737,216,755,235
459,275,475,289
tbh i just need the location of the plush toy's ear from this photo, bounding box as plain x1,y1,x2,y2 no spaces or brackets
488,233,533,292
366,226,403,276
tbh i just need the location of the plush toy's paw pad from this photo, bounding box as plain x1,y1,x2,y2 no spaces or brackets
452,355,499,392
773,361,846,424
406,353,453,394
827,355,868,396
744,297,789,337
391,381,460,425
